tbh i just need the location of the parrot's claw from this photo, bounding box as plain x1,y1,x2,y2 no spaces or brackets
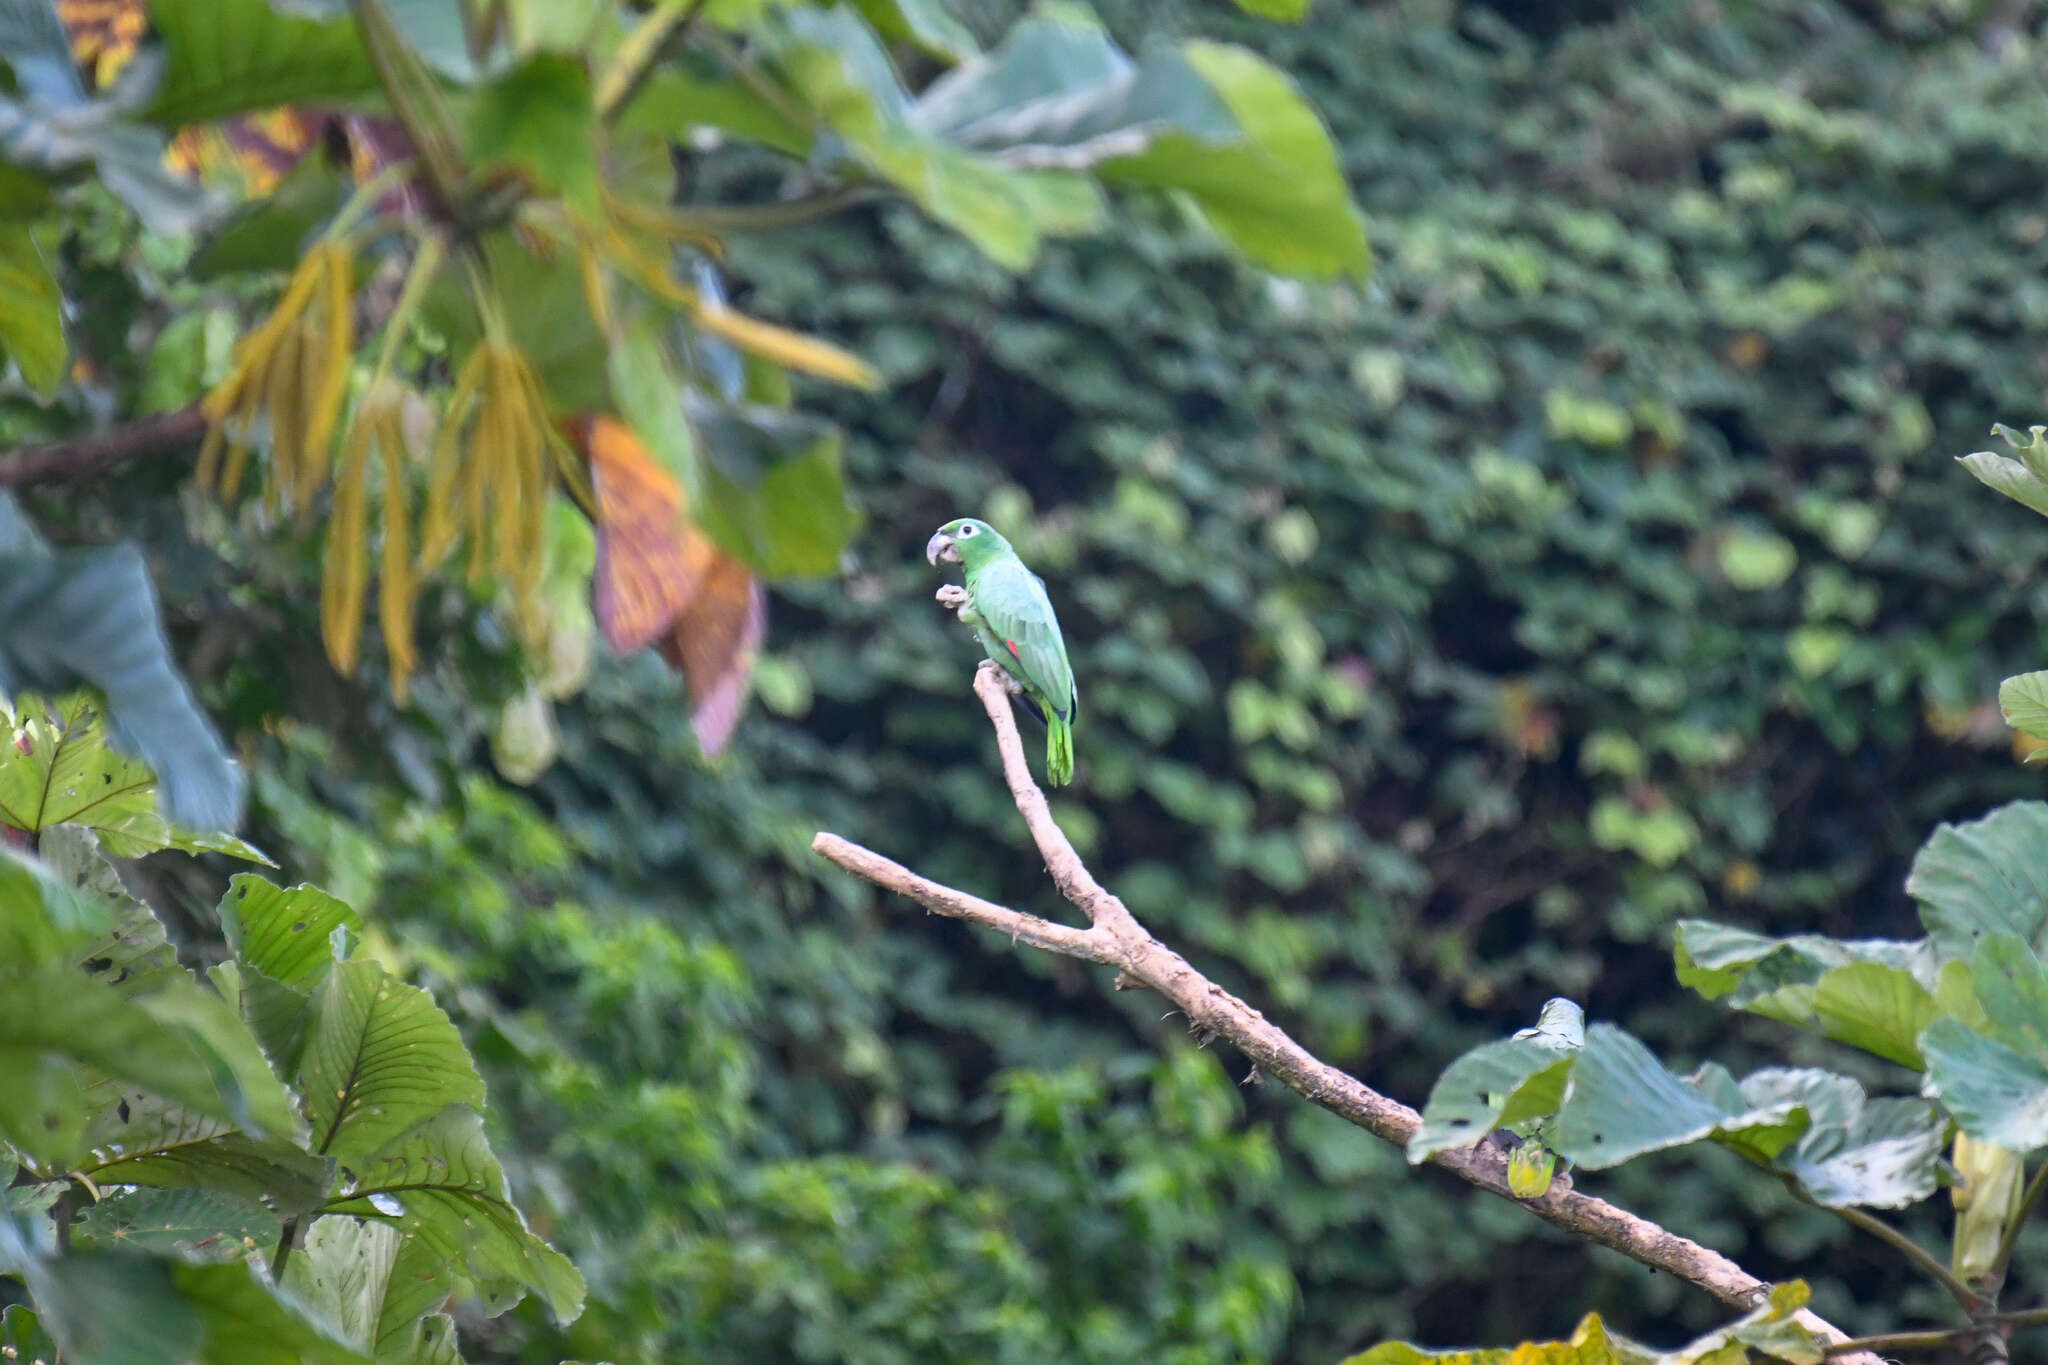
976,658,1024,695
935,584,972,614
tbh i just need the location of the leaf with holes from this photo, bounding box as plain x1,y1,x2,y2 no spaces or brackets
0,834,106,967
220,874,362,992
0,693,257,856
0,968,292,1165
298,958,485,1164
0,693,161,840
324,1104,584,1323
1408,998,1583,1161
73,1186,282,1261
77,1090,332,1213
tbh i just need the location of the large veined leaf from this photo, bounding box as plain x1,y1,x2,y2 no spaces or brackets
299,958,487,1164
72,1186,284,1261
47,824,180,991
752,6,1365,276
1546,1026,1809,1170
216,874,364,1075
142,0,378,126
907,12,1367,277
1734,1071,1943,1209
78,1089,333,1213
1403,1008,1941,1205
1921,1018,2048,1152
0,832,105,967
1409,997,1582,1162
1674,919,1941,1067
758,7,1105,271
1961,425,2048,523
221,874,364,992
1907,801,2048,960
285,1214,458,1359
1343,1282,1824,1364
324,1104,585,1323
0,495,247,835
0,966,296,1165
14,1244,205,1365
168,1260,370,1365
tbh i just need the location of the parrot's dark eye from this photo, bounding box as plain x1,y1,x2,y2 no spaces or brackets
957,524,977,537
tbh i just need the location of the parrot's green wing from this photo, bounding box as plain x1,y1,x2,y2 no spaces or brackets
966,558,1076,722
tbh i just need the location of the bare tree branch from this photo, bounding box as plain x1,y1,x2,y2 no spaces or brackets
813,659,1883,1363
0,406,205,488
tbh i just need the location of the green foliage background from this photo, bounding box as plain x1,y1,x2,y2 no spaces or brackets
22,0,2048,1359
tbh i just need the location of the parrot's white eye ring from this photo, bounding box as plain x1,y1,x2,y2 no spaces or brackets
957,524,977,537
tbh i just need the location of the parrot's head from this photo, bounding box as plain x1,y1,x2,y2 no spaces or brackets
925,518,1009,570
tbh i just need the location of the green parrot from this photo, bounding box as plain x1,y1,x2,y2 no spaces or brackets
926,518,1077,786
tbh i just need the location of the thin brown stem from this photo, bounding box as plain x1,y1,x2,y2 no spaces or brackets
0,407,206,487
1823,1327,1974,1357
1995,1305,2048,1327
1829,1202,1986,1313
812,659,1884,1365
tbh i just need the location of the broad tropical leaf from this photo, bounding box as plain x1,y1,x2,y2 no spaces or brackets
299,958,486,1163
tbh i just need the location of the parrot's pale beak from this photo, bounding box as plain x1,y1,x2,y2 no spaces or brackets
925,531,958,566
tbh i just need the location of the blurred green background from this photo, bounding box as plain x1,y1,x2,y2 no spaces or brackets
28,0,2048,1358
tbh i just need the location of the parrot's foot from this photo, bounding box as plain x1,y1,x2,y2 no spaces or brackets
935,584,972,617
975,658,1024,696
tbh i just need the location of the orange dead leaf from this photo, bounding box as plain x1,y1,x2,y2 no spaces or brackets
658,550,765,759
587,415,696,652
583,416,764,755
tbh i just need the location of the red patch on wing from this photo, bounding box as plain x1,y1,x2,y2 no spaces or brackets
1005,639,1020,657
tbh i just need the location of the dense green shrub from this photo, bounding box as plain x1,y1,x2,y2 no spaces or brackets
22,0,2048,1360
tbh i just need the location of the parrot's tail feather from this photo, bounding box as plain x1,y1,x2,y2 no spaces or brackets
1045,714,1074,787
